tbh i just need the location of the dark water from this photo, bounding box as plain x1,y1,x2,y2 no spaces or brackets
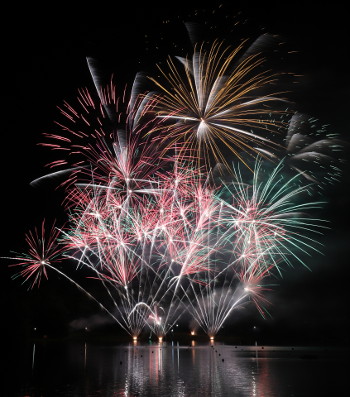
2,340,349,396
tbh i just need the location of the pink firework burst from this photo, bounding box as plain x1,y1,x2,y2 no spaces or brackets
35,73,169,196
7,220,64,289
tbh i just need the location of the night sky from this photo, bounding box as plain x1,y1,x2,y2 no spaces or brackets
1,1,349,346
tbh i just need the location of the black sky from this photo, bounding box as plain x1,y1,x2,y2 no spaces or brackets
1,1,349,346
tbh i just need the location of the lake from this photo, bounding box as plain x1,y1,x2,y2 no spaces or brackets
2,340,348,396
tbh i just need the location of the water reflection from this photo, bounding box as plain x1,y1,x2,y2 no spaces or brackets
5,341,348,396
31,343,36,371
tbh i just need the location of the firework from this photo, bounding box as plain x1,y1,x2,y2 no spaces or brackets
281,112,346,190
179,157,327,337
6,152,327,339
3,26,341,342
58,160,219,338
4,220,64,289
33,61,166,198
148,35,291,172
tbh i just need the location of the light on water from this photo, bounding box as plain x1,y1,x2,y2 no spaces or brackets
4,341,348,396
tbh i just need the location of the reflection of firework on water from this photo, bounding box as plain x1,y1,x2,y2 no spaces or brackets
148,35,291,171
3,24,345,341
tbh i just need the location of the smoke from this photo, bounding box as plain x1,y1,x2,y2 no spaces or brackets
69,313,114,331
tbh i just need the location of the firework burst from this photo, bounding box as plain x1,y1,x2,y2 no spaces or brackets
179,157,327,337
148,36,291,172
4,220,64,289
33,64,166,198
282,112,347,190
